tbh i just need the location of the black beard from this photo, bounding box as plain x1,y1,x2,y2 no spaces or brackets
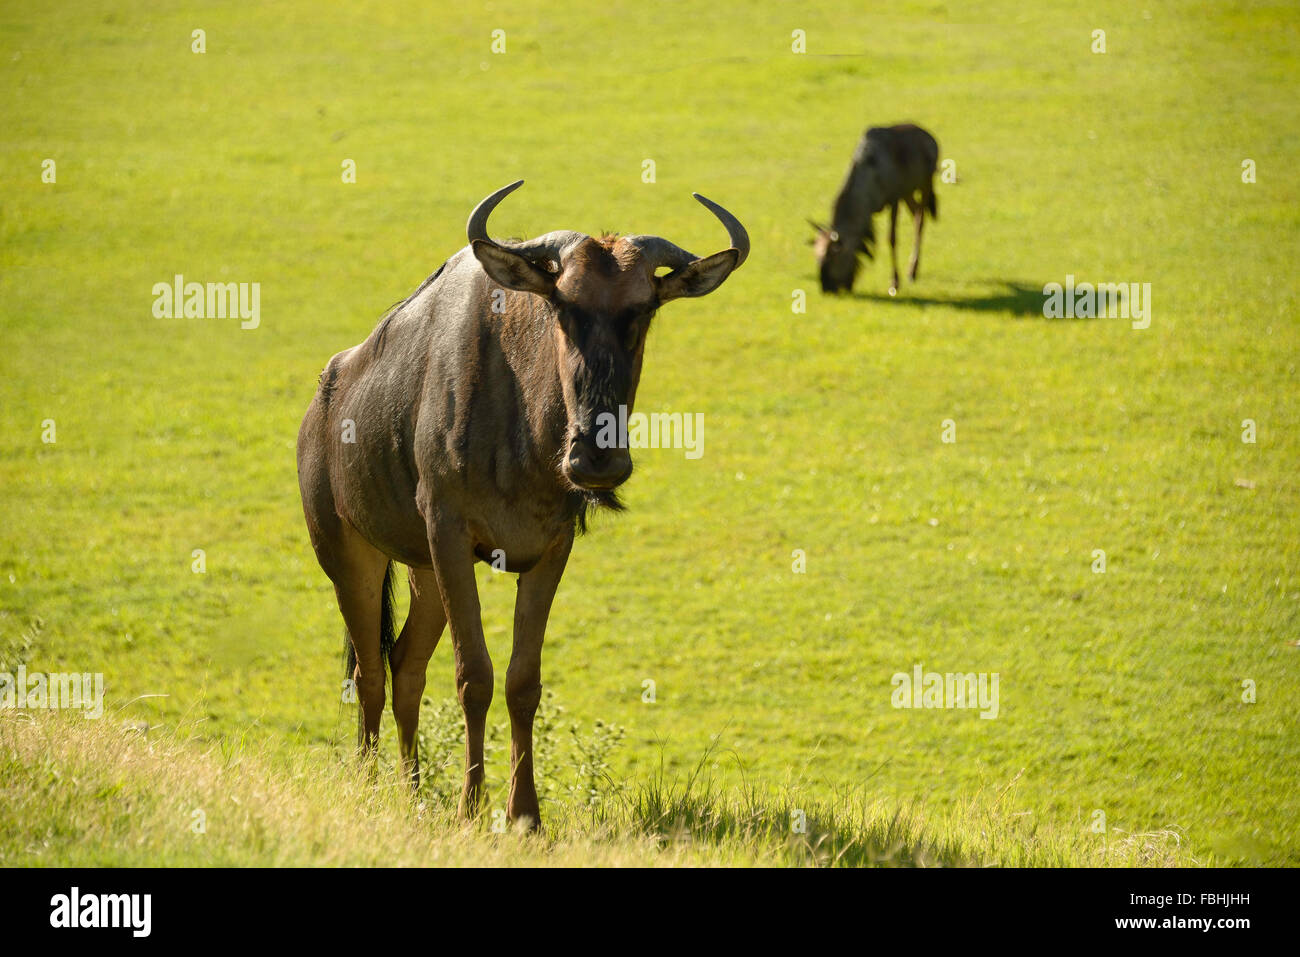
568,488,626,535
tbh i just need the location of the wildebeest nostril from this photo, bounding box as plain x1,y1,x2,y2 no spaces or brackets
566,438,631,489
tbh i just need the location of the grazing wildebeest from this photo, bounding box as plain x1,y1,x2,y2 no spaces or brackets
297,181,748,828
811,123,939,295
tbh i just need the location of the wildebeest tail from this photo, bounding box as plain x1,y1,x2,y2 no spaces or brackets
379,562,397,664
926,188,938,221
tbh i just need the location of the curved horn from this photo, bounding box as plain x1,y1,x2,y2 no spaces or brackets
467,179,525,247
625,193,750,272
693,193,749,267
466,180,584,268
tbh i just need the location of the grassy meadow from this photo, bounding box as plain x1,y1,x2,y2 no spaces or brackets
1,1,1297,866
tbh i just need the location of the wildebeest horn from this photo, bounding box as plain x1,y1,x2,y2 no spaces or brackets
693,193,749,267
626,193,750,272
466,179,524,246
467,180,583,267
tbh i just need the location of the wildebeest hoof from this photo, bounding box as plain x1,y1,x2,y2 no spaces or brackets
888,286,898,297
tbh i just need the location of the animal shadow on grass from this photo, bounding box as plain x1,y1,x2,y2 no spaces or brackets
628,782,975,866
853,279,1093,320
626,743,978,866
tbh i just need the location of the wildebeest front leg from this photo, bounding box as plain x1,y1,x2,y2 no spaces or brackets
888,201,900,295
907,196,924,282
389,567,447,789
506,534,573,829
427,523,494,819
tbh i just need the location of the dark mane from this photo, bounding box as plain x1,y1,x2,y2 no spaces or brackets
371,260,449,357
316,360,339,411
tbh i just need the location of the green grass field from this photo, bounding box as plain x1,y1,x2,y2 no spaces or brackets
2,1,1296,866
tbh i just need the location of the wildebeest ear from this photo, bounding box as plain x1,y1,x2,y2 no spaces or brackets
655,249,741,302
471,240,556,296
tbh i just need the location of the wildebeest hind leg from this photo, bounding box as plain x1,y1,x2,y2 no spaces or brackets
907,195,924,282
888,201,900,295
390,566,447,789
329,522,391,758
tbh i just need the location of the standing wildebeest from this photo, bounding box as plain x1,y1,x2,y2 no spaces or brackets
811,123,939,295
297,181,747,828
